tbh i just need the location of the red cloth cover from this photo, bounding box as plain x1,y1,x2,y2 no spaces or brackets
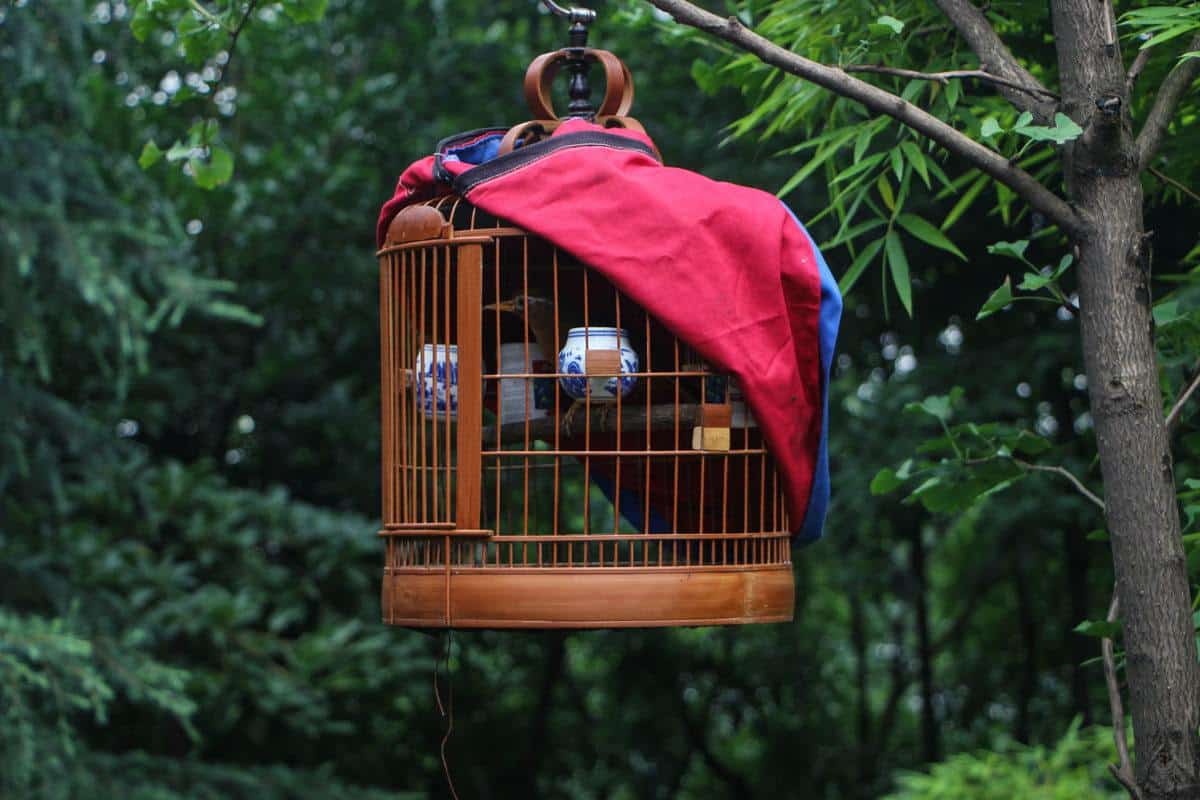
378,119,830,540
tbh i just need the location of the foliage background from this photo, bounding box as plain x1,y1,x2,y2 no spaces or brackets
3,0,1197,797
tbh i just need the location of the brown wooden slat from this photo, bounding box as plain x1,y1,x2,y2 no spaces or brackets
456,244,484,531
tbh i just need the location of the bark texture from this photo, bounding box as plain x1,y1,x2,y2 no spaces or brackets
1051,2,1200,797
930,0,1057,121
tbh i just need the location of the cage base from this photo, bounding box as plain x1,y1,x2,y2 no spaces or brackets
382,565,794,629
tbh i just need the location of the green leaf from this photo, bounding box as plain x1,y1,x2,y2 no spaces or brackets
1018,271,1054,291
905,393,955,422
130,2,156,41
165,140,193,162
987,240,1031,262
838,237,884,294
999,429,1052,455
138,141,163,170
691,59,720,94
1140,24,1197,50
901,141,930,189
945,79,960,110
896,213,967,260
853,125,875,163
884,230,913,315
980,118,1004,139
190,146,234,189
203,299,263,326
877,175,896,212
889,147,904,184
876,15,905,34
977,277,1014,320
1086,529,1109,541
832,152,886,184
280,0,330,22
866,14,906,37
825,217,886,249
776,128,858,198
941,173,988,230
1154,299,1184,326
1074,619,1122,639
188,119,219,142
871,467,903,495
1013,112,1084,144
1016,255,1072,291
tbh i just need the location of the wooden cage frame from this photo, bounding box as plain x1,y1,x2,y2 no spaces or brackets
377,196,795,628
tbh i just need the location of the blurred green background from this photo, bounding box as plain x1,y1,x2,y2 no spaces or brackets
5,0,1198,797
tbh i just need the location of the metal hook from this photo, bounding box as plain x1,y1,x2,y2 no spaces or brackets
541,0,595,26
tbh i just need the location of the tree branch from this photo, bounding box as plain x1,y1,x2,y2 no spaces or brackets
1126,47,1152,94
844,65,1059,101
199,0,259,147
1011,457,1106,511
1149,167,1200,207
1103,591,1143,800
1136,35,1200,166
644,0,1086,239
930,0,1058,121
1167,359,1200,435
966,453,1107,510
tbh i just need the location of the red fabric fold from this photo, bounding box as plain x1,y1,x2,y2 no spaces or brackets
377,120,823,537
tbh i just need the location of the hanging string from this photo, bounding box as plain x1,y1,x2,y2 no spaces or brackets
432,629,459,800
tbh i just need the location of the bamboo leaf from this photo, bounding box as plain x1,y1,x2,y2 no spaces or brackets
901,141,930,189
832,152,886,184
877,175,896,212
941,173,989,230
825,217,886,249
885,230,913,316
896,214,967,260
838,237,884,294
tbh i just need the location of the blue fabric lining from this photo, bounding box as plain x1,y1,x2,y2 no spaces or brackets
442,133,503,166
782,205,842,544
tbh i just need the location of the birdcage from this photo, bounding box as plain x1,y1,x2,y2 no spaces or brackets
376,12,802,629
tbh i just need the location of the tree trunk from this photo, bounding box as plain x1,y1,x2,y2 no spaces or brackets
1053,3,1200,796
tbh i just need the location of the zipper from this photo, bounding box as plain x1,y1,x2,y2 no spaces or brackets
453,131,659,195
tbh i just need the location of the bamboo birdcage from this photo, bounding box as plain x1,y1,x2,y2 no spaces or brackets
376,39,795,629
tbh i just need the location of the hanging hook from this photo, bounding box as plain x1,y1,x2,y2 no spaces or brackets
539,0,598,117
541,0,596,25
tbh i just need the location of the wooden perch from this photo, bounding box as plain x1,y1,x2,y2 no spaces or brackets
482,403,702,448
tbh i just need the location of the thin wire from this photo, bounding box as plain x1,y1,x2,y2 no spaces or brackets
433,630,460,800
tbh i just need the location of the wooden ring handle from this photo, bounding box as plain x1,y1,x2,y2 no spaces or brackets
522,48,633,121
595,115,661,161
498,120,553,156
594,51,635,117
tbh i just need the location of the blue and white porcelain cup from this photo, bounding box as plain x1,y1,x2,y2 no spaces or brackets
415,343,459,419
557,327,638,401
